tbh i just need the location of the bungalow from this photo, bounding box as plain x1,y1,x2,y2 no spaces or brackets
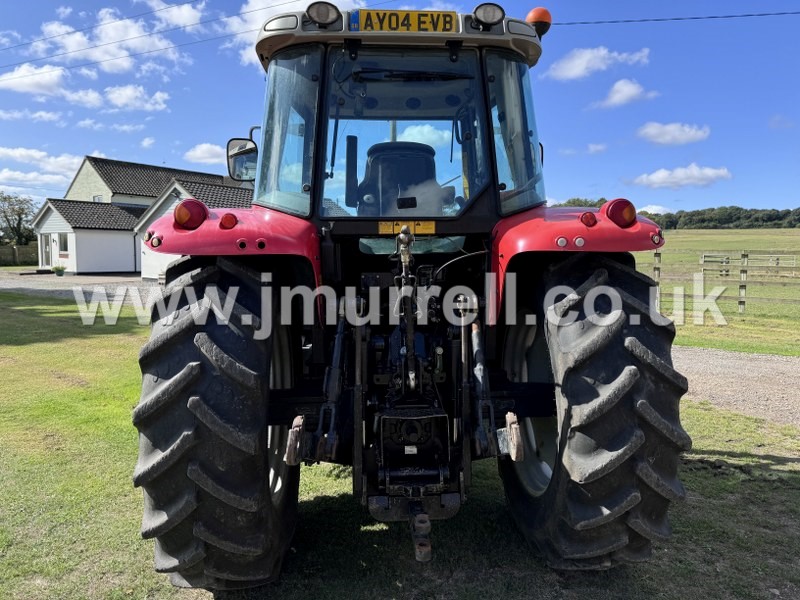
135,179,253,280
32,200,146,273
33,156,227,274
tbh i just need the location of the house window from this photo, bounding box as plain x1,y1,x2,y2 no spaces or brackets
58,233,69,255
93,195,103,203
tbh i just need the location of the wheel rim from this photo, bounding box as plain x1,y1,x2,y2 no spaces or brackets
504,318,558,497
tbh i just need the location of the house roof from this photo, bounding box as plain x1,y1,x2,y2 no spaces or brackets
85,156,224,198
178,180,253,209
44,199,148,231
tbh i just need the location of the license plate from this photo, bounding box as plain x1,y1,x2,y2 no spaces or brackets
351,10,457,33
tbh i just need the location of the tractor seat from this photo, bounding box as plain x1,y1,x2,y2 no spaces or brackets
357,142,444,217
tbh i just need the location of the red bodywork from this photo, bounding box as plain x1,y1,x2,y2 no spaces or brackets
147,199,662,323
144,203,322,287
491,202,664,317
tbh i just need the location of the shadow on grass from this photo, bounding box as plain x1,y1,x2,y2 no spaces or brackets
216,465,662,600
0,292,146,346
213,452,800,600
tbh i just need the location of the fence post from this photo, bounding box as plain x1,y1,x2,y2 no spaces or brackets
12,246,19,266
653,251,661,312
739,252,748,313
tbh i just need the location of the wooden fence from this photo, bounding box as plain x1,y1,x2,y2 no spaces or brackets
0,244,38,266
652,251,800,313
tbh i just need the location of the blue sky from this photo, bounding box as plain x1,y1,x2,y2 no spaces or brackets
0,0,797,214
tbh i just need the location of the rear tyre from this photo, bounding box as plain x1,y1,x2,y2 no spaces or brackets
133,256,299,590
499,254,690,569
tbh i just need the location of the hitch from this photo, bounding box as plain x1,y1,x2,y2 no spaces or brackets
411,512,432,562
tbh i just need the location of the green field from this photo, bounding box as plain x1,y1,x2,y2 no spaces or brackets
636,229,800,356
1,291,799,600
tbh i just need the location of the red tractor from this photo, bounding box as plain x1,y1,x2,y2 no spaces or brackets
134,3,689,590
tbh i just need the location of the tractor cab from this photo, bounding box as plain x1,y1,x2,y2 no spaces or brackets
231,3,549,231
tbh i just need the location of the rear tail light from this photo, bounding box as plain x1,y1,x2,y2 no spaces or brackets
580,212,597,227
219,213,238,230
174,199,208,230
603,199,637,229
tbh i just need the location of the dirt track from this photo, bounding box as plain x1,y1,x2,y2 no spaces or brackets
673,346,800,427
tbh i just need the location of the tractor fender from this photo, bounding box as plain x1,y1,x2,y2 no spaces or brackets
143,203,322,287
491,204,664,318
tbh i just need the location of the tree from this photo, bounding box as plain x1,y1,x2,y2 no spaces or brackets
555,197,607,208
0,192,36,245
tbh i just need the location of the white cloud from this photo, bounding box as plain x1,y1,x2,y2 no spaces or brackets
0,63,107,109
137,61,170,83
587,143,607,154
0,63,66,96
104,84,169,111
30,8,188,75
633,163,732,189
136,0,207,29
637,122,710,145
0,146,87,195
0,147,84,177
0,109,62,122
0,169,71,187
0,30,21,46
111,123,145,133
184,143,225,164
56,6,73,19
77,67,98,80
594,79,659,108
141,137,155,149
544,47,649,81
639,204,671,214
398,124,452,148
61,88,104,108
77,118,103,130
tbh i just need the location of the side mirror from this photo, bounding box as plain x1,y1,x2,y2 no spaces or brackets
227,138,258,182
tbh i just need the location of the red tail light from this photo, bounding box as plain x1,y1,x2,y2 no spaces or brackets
604,199,637,229
173,199,208,230
580,212,597,227
219,213,238,230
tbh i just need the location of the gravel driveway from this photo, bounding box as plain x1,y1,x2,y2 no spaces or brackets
1,270,797,427
672,346,800,427
0,270,158,303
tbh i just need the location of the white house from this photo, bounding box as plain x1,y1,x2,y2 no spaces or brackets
32,200,146,273
135,179,253,280
33,156,226,274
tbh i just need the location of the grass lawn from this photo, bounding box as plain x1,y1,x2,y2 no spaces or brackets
636,229,800,356
0,265,35,272
1,291,799,600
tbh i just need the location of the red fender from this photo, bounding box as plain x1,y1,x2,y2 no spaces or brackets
491,202,664,319
143,203,322,287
